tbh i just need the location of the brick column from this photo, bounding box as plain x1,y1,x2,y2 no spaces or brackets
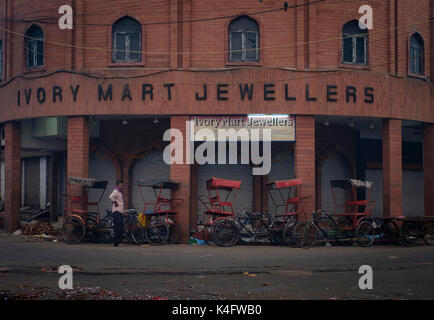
294,116,315,219
190,163,199,231
382,119,402,217
424,124,434,216
4,122,21,233
67,117,89,213
170,115,191,242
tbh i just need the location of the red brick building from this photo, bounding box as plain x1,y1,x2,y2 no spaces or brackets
0,0,433,241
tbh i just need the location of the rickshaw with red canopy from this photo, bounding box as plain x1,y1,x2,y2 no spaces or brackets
137,180,184,245
198,177,242,241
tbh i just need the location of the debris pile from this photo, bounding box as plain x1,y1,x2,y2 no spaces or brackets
22,222,58,236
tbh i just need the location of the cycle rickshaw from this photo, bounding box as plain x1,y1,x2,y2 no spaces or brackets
198,177,242,244
61,177,144,244
137,180,184,245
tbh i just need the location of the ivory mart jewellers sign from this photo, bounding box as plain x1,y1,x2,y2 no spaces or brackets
191,115,295,142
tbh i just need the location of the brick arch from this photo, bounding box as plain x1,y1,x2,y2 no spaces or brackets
122,144,166,209
89,143,122,181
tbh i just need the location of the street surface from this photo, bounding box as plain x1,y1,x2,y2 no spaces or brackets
0,233,433,300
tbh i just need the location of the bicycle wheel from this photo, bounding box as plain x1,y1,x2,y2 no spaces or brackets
356,220,375,247
293,221,318,248
210,219,240,247
270,221,284,245
401,221,420,247
422,221,434,245
381,220,400,245
129,221,145,245
282,218,298,247
145,218,169,245
168,223,183,244
62,215,86,244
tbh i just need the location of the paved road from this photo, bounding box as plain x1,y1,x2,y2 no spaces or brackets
0,234,433,300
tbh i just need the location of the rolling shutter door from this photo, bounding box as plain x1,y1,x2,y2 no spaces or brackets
267,152,295,215
403,170,424,217
131,150,170,213
24,157,40,207
1,160,4,200
320,154,349,214
89,152,117,217
197,162,253,224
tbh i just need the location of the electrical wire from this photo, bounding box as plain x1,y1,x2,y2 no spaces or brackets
0,17,432,57
1,1,326,27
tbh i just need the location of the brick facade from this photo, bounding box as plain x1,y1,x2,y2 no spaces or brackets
4,122,21,232
295,116,316,219
66,117,89,213
382,119,403,218
0,1,433,234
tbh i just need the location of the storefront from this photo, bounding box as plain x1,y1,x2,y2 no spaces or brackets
0,0,432,239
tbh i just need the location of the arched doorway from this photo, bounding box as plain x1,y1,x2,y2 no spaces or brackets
131,149,170,213
89,151,117,217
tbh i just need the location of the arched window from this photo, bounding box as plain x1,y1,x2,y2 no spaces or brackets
25,25,44,69
112,16,141,62
229,16,259,62
342,20,368,65
409,33,424,75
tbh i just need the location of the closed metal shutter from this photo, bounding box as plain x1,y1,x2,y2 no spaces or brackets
197,162,253,224
1,160,4,200
131,150,170,213
403,170,424,217
267,152,295,215
365,169,383,217
320,154,349,214
39,157,48,209
24,157,40,207
89,152,117,217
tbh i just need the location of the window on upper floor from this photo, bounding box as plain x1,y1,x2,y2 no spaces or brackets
409,33,424,75
229,16,259,63
112,16,142,63
25,25,44,69
342,20,368,65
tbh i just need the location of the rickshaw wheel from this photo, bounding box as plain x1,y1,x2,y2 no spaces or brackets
145,218,169,245
382,220,400,245
62,215,86,244
356,220,375,247
401,221,420,247
270,221,284,245
211,219,239,247
168,223,183,244
422,221,434,245
282,219,299,247
130,222,145,245
293,221,318,248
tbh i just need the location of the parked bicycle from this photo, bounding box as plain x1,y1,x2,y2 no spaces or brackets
210,210,286,247
292,209,375,248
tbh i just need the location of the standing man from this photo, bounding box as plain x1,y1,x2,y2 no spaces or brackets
109,181,125,247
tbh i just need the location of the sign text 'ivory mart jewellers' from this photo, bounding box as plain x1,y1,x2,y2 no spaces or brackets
16,82,375,106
